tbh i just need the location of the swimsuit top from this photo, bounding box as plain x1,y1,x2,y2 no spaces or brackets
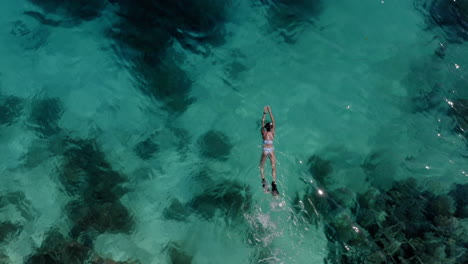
263,140,273,145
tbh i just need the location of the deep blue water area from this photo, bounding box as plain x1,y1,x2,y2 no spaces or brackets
1,0,468,263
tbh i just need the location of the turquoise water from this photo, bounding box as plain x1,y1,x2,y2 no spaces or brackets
1,0,468,263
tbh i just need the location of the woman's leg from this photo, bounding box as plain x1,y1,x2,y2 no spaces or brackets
270,152,277,182
259,152,267,179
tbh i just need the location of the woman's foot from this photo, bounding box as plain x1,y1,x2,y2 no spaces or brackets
271,181,279,196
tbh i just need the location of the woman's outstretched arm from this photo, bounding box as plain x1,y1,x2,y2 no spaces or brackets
261,106,268,130
267,106,275,128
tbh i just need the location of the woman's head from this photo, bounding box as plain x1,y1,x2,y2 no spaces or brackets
264,122,273,131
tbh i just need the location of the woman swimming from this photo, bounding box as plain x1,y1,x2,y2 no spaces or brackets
260,105,279,196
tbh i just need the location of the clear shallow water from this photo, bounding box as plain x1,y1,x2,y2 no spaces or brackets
1,0,468,263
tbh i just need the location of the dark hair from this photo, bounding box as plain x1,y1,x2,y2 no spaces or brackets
264,122,273,131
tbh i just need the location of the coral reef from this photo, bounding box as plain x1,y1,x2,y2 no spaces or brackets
451,99,468,135
28,0,107,21
188,180,251,221
299,177,468,263
134,60,194,113
58,138,134,238
28,97,63,138
10,13,50,50
111,0,231,47
67,200,134,237
449,183,468,218
260,0,322,43
163,198,190,222
417,0,468,42
25,230,91,264
0,251,10,264
25,229,140,264
134,137,159,160
0,191,36,221
307,155,333,186
400,56,446,113
164,242,193,264
198,130,232,161
0,221,22,243
107,0,234,112
0,95,23,126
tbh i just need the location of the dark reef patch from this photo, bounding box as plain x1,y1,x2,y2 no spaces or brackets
25,230,91,264
451,99,468,135
0,251,10,264
188,180,251,221
0,221,23,243
260,0,322,43
134,137,159,160
172,127,191,154
60,138,125,196
10,15,50,50
67,200,134,237
449,183,468,218
58,137,134,238
107,0,234,112
299,177,468,263
28,0,107,21
23,11,63,27
400,56,447,113
198,130,233,161
134,60,194,113
25,229,140,264
111,0,231,47
0,95,23,126
28,97,63,138
293,188,330,226
164,242,193,264
307,155,333,186
163,198,190,222
418,0,468,42
0,191,36,221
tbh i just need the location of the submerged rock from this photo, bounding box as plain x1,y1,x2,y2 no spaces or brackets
0,96,23,126
25,229,140,264
164,242,193,264
427,194,456,218
453,99,468,133
68,200,134,237
189,180,251,221
198,130,232,161
0,191,36,221
10,14,50,50
307,155,333,186
111,0,231,46
135,60,194,113
0,221,22,243
0,251,10,264
449,183,468,218
261,0,322,43
90,257,140,264
28,0,107,21
318,178,468,263
163,198,190,222
134,137,159,160
57,137,134,238
420,0,468,42
109,0,236,112
28,97,63,138
60,138,125,196
329,187,357,210
25,230,91,264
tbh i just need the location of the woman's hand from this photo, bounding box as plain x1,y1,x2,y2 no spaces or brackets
263,106,269,113
266,105,271,112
